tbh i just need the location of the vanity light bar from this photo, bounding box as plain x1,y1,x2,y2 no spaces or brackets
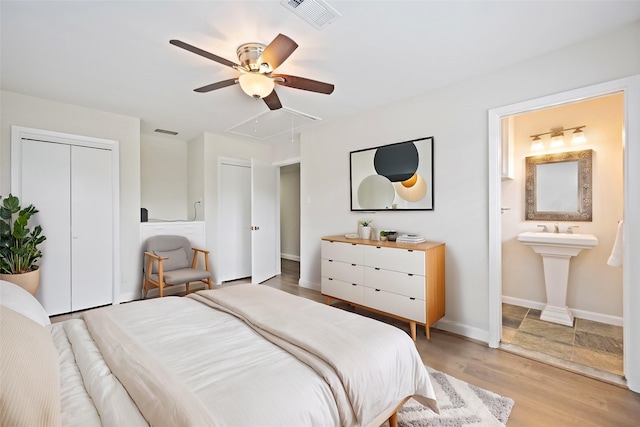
529,125,586,151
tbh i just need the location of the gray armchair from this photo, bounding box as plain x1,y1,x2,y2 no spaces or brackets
142,235,212,298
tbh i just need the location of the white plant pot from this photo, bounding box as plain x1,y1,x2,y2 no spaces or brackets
359,226,372,240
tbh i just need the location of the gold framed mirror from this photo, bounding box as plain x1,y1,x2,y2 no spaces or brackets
525,149,592,221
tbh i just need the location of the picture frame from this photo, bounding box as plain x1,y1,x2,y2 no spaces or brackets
350,136,434,211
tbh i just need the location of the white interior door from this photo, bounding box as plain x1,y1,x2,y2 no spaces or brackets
20,140,72,314
71,146,113,311
251,159,278,284
219,161,252,281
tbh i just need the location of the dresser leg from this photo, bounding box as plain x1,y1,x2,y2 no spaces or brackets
326,296,331,305
425,325,431,340
409,321,417,341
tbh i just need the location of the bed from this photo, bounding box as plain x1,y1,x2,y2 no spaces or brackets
1,280,438,426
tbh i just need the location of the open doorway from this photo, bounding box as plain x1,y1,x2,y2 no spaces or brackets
279,162,301,284
488,75,640,392
499,94,624,381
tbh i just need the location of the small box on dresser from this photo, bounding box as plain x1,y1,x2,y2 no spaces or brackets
321,235,445,341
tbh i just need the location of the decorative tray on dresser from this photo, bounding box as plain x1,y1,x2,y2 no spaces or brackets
321,235,445,341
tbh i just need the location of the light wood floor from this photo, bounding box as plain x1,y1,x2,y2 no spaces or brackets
260,260,640,427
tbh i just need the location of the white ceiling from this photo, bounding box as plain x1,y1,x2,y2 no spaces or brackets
2,1,640,143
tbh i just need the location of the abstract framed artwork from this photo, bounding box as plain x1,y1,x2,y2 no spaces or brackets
350,136,434,211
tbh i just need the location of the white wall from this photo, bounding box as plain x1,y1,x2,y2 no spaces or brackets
140,134,188,221
502,94,624,318
0,90,141,301
299,22,640,339
280,163,300,260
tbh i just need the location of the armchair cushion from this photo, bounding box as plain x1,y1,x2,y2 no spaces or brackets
150,268,212,286
152,248,190,273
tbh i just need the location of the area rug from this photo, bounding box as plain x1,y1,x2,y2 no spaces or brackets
388,366,515,427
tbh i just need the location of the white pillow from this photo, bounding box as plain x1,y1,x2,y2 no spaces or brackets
0,280,50,326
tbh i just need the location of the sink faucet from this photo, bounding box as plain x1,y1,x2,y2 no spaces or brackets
554,223,559,233
537,225,548,232
567,225,580,234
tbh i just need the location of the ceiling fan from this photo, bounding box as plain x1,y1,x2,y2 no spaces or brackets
170,34,334,110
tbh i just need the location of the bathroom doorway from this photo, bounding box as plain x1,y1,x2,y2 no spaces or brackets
487,75,640,392
500,94,624,380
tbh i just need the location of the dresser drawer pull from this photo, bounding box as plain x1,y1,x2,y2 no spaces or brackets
375,267,380,270
408,250,414,252
408,273,414,276
410,297,416,300
328,259,333,262
376,246,381,249
375,289,381,292
328,278,333,281
351,243,357,246
351,263,356,266
352,283,357,286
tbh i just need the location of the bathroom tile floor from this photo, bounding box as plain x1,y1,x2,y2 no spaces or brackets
501,303,624,378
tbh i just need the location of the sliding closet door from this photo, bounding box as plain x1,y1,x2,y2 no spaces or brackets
20,140,72,314
13,126,118,316
71,146,113,311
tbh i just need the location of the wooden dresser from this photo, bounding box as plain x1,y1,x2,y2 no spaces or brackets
321,235,445,340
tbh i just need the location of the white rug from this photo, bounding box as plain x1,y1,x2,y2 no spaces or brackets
392,367,515,427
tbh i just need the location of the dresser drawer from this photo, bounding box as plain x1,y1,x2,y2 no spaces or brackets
364,245,425,275
322,277,364,305
321,259,364,285
322,240,364,265
364,267,425,299
364,287,425,323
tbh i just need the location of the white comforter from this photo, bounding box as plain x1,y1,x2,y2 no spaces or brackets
53,285,438,426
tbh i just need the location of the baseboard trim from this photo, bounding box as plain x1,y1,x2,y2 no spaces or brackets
434,318,489,344
298,278,320,291
118,290,141,303
502,295,623,326
281,253,300,262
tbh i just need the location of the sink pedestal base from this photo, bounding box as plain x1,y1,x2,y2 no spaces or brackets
517,231,598,328
540,254,574,327
540,304,574,327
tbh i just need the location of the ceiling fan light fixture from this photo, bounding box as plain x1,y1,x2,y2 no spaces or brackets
238,73,275,99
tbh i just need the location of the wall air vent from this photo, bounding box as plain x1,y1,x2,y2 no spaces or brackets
280,0,341,29
226,107,320,141
154,128,178,136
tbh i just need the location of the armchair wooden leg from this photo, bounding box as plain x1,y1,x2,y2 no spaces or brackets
159,284,164,298
185,282,190,295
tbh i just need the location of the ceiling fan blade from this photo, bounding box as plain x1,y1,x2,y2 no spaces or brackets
273,74,335,94
194,79,238,93
170,39,239,69
263,90,283,110
259,34,298,71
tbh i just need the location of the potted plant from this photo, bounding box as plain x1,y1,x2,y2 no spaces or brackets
380,230,390,241
358,219,373,240
0,194,46,295
386,230,398,241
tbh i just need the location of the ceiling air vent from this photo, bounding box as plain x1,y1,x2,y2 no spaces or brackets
280,0,341,29
154,128,178,136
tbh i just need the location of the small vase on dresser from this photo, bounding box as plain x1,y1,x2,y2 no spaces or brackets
359,226,372,240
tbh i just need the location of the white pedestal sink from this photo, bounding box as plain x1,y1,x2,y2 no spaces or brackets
517,231,598,326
